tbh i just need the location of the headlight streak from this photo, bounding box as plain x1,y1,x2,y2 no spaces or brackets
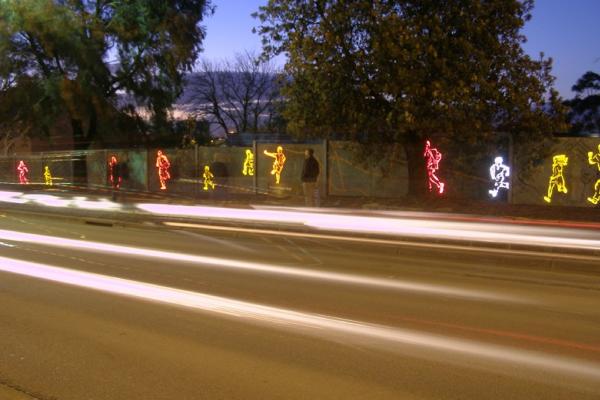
0,255,598,382
0,191,122,211
0,228,519,303
137,204,600,252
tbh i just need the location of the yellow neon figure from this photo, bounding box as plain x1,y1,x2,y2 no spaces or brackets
587,144,600,205
263,146,286,184
543,154,568,203
43,166,53,186
202,165,215,191
242,149,255,176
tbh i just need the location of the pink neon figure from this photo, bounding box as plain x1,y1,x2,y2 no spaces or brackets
424,140,445,194
17,160,29,184
156,150,171,190
108,156,121,189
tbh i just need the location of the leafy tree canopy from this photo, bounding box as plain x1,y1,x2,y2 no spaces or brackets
565,71,600,134
0,0,213,148
254,0,567,194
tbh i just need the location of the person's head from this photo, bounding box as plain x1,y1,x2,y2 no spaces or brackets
494,156,503,165
204,165,210,172
305,148,314,158
157,150,163,156
276,145,283,153
246,149,252,156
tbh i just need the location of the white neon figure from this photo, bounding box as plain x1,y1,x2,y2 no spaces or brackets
488,156,510,198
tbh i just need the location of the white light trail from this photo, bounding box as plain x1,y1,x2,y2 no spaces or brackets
0,229,518,302
0,255,598,382
137,204,600,251
0,191,122,211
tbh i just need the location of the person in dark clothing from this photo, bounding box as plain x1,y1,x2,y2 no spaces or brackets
301,148,320,206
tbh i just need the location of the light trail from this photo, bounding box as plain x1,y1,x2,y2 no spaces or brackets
0,255,598,382
0,228,519,302
164,221,600,263
137,203,600,252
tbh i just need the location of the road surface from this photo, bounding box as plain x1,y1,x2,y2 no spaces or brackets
0,209,599,399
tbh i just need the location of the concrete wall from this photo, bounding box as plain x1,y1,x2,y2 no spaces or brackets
513,137,600,207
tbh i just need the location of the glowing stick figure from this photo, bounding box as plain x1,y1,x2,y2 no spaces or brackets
264,145,286,184
543,154,568,203
489,156,510,198
17,160,29,184
202,165,215,191
424,140,445,194
43,166,53,186
156,150,171,190
587,144,600,205
243,149,254,176
108,155,121,189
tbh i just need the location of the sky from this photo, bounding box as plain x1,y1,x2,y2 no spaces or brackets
201,0,600,99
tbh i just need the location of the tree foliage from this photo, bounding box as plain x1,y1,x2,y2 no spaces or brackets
565,71,600,133
254,0,567,195
0,0,213,149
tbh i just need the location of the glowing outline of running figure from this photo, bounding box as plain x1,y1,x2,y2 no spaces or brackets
424,140,445,194
108,156,121,189
263,146,286,184
543,154,568,203
43,166,53,186
587,144,600,205
202,165,215,191
489,156,510,198
156,150,171,190
242,149,254,176
17,160,29,184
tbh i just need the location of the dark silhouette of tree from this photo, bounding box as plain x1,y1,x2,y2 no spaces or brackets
254,0,566,196
565,71,600,133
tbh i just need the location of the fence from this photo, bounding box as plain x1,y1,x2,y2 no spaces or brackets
2,137,599,207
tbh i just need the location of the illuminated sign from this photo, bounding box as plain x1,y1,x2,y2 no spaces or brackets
44,166,53,186
424,140,445,194
587,145,600,205
243,149,255,176
543,154,568,203
156,150,171,190
489,156,510,198
17,160,29,184
264,146,286,184
108,156,121,189
202,165,215,191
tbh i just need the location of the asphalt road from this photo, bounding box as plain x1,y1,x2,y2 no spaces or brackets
0,210,599,399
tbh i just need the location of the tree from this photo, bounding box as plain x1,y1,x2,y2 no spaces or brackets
0,0,213,152
189,51,283,135
254,0,566,197
565,71,600,133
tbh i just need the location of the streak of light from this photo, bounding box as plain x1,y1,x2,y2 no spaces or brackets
137,204,600,252
164,221,600,263
0,228,522,303
0,191,122,211
0,255,598,381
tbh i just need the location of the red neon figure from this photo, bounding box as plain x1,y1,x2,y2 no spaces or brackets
156,150,171,190
108,156,121,189
17,160,29,184
424,140,445,194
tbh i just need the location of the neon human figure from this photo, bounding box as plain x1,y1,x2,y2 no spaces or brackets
202,165,215,191
43,166,53,186
543,154,568,203
17,160,29,184
587,144,600,205
424,140,445,194
108,156,121,189
263,145,286,184
243,149,255,176
489,156,510,198
156,150,171,190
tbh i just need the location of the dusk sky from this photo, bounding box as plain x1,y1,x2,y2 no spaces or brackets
202,0,600,99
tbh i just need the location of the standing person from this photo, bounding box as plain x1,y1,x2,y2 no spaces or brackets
301,148,320,207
